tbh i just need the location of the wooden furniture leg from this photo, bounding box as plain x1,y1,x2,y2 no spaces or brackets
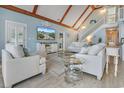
114,56,118,77
106,56,109,74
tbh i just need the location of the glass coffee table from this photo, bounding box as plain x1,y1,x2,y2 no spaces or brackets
63,55,85,84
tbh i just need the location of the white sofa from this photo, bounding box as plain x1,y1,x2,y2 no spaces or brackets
67,42,84,53
2,44,46,88
75,48,106,80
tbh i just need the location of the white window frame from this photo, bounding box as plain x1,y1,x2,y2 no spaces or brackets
5,20,27,48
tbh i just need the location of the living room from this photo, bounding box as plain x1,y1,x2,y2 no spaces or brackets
0,5,124,88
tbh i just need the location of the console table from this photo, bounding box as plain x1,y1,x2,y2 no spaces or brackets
40,42,58,54
106,46,120,77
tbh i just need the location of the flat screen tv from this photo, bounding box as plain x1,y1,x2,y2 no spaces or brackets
37,26,56,40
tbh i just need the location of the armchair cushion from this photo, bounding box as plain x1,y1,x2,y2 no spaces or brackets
13,45,25,58
2,50,13,60
5,44,25,58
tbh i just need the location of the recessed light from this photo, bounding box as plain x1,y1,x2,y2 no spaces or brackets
100,8,106,14
81,26,86,29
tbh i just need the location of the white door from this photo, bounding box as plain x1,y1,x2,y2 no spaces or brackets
5,20,27,47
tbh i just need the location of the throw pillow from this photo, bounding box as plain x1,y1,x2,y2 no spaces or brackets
6,44,25,58
88,44,104,55
23,48,30,57
12,45,25,58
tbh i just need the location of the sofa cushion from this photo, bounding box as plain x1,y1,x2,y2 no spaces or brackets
79,47,89,54
88,44,105,55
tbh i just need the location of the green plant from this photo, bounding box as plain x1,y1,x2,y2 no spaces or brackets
98,37,102,43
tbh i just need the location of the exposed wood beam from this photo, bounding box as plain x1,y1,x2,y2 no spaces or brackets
60,5,72,23
72,5,90,27
0,5,76,31
119,5,124,8
76,5,102,30
77,9,95,30
91,5,95,10
32,5,38,14
95,6,103,10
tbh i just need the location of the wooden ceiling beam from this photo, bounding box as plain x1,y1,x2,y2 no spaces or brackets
60,5,72,23
77,5,102,30
91,5,95,10
32,5,38,14
95,6,103,10
77,8,95,30
72,5,90,27
0,5,76,31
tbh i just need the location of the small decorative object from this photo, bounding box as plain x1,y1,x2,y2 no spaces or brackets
98,37,102,43
121,38,124,44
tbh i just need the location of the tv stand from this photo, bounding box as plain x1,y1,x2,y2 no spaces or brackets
40,42,58,54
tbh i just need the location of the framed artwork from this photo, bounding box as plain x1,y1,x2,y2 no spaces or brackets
121,38,124,44
37,26,56,40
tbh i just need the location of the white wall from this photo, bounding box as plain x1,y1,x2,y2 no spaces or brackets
92,29,106,44
78,8,105,42
119,21,124,43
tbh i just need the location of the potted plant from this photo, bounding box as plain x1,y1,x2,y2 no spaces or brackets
98,37,102,43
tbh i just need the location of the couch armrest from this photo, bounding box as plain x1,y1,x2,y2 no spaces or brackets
8,55,40,62
75,54,102,62
97,48,105,56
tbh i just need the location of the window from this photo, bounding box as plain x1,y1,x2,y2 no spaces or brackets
5,20,27,47
106,7,117,24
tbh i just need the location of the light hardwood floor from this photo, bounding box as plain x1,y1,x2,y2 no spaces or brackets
0,54,124,88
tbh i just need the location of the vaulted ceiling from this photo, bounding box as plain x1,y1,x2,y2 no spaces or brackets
0,5,102,31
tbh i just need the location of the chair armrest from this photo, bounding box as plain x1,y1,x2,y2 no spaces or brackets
3,55,40,77
7,55,40,64
2,55,41,86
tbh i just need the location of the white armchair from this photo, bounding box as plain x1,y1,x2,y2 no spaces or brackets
2,44,46,88
75,48,106,80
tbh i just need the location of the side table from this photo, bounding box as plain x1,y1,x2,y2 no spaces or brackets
106,47,119,77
